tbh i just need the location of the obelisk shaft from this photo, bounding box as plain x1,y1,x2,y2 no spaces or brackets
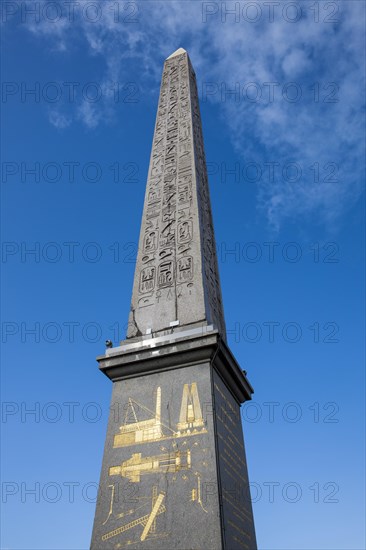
127,49,226,340
91,49,257,550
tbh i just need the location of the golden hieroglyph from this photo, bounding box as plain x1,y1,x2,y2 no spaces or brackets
109,450,191,483
177,383,205,432
101,489,166,542
113,383,207,448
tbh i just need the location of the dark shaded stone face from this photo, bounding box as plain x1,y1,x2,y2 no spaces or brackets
91,363,223,549
212,370,257,549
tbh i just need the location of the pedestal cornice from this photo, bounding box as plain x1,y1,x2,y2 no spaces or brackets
97,326,254,404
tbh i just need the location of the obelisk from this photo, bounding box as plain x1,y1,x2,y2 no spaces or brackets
91,48,257,550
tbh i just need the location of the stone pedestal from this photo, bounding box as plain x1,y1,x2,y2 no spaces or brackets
90,326,257,549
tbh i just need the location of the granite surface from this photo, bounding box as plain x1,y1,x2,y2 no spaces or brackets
127,49,226,340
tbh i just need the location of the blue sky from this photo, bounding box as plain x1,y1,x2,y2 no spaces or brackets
1,1,365,549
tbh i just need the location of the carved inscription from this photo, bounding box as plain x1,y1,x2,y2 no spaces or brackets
213,373,256,548
188,67,226,337
128,50,226,338
139,267,155,293
177,220,192,243
158,260,174,288
177,256,193,283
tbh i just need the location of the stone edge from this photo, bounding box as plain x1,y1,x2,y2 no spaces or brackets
96,331,254,404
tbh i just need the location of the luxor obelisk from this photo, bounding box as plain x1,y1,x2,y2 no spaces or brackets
91,48,257,550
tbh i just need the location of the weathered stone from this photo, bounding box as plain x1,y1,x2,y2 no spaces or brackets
127,48,226,341
91,329,257,549
90,49,257,550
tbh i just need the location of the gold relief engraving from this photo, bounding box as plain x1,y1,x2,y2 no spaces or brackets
114,388,163,448
227,443,246,469
109,450,191,483
113,384,207,449
104,380,210,543
227,520,251,541
214,382,228,401
140,492,165,542
221,452,243,479
102,484,115,526
177,383,205,432
103,52,239,546
217,431,246,468
223,491,252,523
217,412,245,452
223,443,245,471
219,403,237,427
190,475,208,513
223,465,239,484
232,536,250,550
231,506,250,528
101,487,167,543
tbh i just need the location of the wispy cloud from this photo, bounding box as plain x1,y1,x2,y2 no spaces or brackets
48,109,72,129
11,0,365,231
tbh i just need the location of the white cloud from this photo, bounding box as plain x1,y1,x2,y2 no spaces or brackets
77,101,101,129
48,110,72,129
282,49,311,77
15,0,365,232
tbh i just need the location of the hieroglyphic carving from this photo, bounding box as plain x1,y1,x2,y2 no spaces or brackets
158,260,174,288
177,256,193,283
188,63,226,338
128,49,226,339
139,267,156,293
212,371,256,548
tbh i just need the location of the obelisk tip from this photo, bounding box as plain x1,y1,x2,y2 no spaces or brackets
166,48,187,60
